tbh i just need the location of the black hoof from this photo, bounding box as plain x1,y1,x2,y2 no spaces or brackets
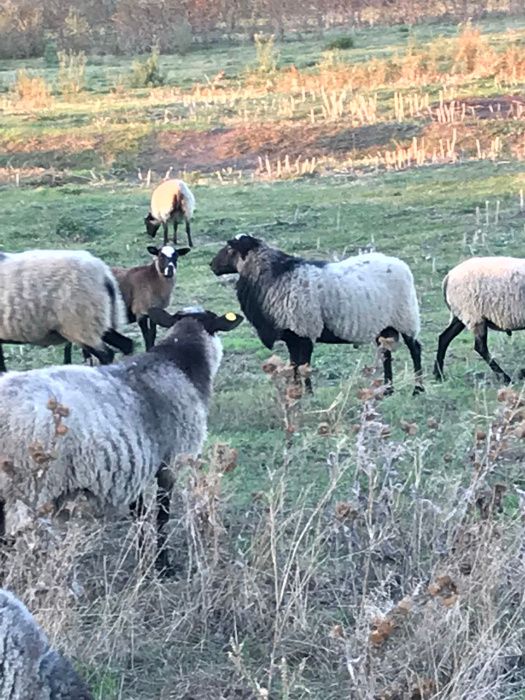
518,369,525,380
433,368,444,382
383,385,394,397
412,385,425,396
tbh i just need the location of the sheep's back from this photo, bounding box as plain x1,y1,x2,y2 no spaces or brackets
151,179,195,222
0,362,206,534
320,254,420,342
445,256,525,331
0,252,122,346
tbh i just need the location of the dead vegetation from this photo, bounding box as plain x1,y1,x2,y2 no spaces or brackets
2,375,524,698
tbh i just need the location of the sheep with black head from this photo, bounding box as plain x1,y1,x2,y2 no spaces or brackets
210,234,423,395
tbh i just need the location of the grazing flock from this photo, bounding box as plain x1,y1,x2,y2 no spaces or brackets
0,177,524,695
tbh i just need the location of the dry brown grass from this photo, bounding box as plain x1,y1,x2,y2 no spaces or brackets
2,380,524,698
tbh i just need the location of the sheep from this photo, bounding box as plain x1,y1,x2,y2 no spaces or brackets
144,178,195,248
210,234,423,395
0,588,93,699
434,256,525,384
0,250,133,372
0,307,243,572
112,244,190,350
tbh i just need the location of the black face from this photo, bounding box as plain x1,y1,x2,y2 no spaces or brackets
148,307,244,334
145,213,161,238
210,235,261,276
147,245,190,278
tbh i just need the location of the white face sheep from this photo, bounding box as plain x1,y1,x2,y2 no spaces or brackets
0,307,243,573
0,250,133,372
434,256,525,383
112,244,191,350
210,234,423,395
0,588,93,699
144,178,196,248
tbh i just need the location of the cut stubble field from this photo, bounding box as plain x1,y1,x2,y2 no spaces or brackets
1,16,525,700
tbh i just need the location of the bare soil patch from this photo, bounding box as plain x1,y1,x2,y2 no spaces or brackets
141,121,422,173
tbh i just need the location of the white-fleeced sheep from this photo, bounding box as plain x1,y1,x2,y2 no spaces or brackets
0,307,243,572
112,244,190,350
434,256,525,383
144,178,196,247
210,234,423,394
0,588,93,699
0,250,133,372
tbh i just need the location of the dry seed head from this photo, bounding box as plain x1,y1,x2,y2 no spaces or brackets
400,420,418,436
317,422,331,436
330,624,345,640
55,424,68,437
475,429,487,441
261,354,284,374
426,417,439,429
47,398,58,411
286,384,303,401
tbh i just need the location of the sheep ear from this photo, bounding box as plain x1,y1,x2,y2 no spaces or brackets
147,246,159,256
228,235,258,258
176,247,191,257
212,312,244,332
148,307,176,328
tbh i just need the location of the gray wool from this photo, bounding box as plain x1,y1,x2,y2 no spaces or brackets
0,588,92,699
0,321,222,535
240,243,420,344
0,250,126,350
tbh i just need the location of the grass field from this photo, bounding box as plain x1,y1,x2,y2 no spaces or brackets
1,16,525,700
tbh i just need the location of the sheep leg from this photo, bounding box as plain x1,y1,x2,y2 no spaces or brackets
63,342,72,365
433,317,465,380
138,317,153,351
0,344,6,373
380,349,394,396
162,221,169,246
172,221,178,246
81,344,114,365
473,322,511,384
402,334,424,395
129,494,147,559
149,320,157,348
185,220,193,248
283,331,314,394
155,465,175,576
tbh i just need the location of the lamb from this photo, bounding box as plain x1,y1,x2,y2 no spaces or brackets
0,307,243,572
112,244,190,350
144,178,195,247
210,234,423,394
434,256,525,383
0,250,133,372
0,588,92,699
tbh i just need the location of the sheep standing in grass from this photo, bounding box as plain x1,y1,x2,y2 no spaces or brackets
144,178,195,247
0,307,243,572
112,244,190,350
0,250,133,372
0,588,93,699
210,234,423,394
434,256,525,383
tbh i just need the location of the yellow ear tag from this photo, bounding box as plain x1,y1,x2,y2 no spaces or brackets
225,312,237,321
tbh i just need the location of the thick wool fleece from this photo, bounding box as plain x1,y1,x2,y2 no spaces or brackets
0,589,92,699
0,319,221,535
150,179,195,223
444,256,525,331
239,247,420,346
0,250,125,347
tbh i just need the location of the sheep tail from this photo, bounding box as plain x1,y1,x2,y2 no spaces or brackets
104,274,126,330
